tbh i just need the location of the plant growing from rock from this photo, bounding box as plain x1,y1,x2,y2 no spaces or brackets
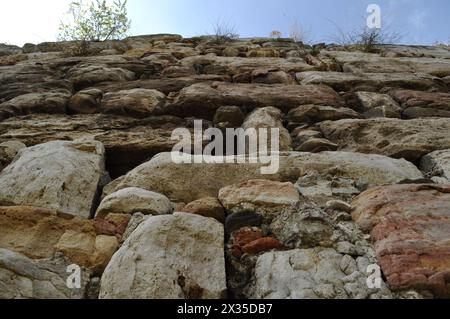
289,20,311,44
211,20,239,45
355,27,401,52
330,20,401,52
58,0,131,55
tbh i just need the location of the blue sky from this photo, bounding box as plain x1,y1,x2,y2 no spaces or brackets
1,0,449,46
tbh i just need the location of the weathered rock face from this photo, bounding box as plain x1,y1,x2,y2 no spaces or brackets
0,248,90,299
242,107,293,151
269,201,334,249
167,82,343,118
103,151,422,203
297,71,442,92
0,44,22,56
352,184,450,298
0,64,72,103
421,149,450,183
355,92,402,119
182,197,225,223
180,55,316,76
0,206,119,272
225,185,395,299
295,138,338,153
320,118,450,161
124,34,183,48
250,248,392,299
97,74,228,95
95,187,172,218
321,50,450,77
0,53,27,67
67,64,136,90
295,172,363,207
390,89,450,119
0,114,191,177
380,45,450,59
0,91,71,120
99,213,226,299
288,104,362,124
68,88,103,114
0,139,106,218
218,180,300,220
0,140,26,171
100,89,166,117
2,35,450,300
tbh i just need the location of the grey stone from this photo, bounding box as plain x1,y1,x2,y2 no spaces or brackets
0,139,106,218
100,213,226,299
95,187,173,218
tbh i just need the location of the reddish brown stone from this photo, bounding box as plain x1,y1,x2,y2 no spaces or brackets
234,227,263,246
352,184,450,297
114,219,129,237
230,227,283,258
241,237,283,255
182,197,225,223
230,227,264,258
94,215,130,239
94,219,117,236
230,246,243,259
230,227,283,255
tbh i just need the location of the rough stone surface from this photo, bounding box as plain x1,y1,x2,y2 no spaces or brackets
297,71,442,92
320,118,450,161
0,91,71,120
97,74,227,95
352,184,450,298
182,197,225,223
167,82,343,118
0,248,90,299
421,149,450,182
0,139,106,218
0,114,193,177
68,88,103,114
0,140,26,171
269,201,334,248
321,50,450,77
100,89,166,117
390,89,450,119
355,92,402,119
288,104,362,124
2,35,449,300
67,64,135,89
242,107,292,151
218,179,300,220
0,64,72,104
99,213,226,299
250,248,392,299
95,187,173,218
296,138,338,153
0,44,22,56
295,173,362,207
180,55,316,75
104,151,422,203
0,206,119,271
